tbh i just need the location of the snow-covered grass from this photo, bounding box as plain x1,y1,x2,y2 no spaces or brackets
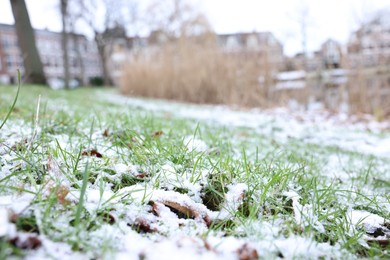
0,85,389,259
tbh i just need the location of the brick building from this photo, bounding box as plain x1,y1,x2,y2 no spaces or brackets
0,23,102,87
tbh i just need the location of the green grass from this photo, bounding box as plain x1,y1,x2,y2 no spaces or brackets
0,72,21,130
0,85,389,259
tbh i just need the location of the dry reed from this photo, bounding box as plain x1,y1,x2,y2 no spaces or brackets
119,36,274,108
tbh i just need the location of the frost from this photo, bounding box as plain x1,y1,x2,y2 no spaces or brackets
284,191,325,233
274,236,339,259
0,208,10,236
348,210,390,239
218,183,247,219
2,93,390,258
184,136,208,152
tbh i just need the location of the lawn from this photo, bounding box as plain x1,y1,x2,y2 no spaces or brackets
0,85,389,259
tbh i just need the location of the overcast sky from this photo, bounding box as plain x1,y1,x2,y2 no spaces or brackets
1,0,389,56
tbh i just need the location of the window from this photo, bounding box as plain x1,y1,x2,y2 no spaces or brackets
246,35,258,48
18,57,23,67
5,55,13,69
1,35,14,49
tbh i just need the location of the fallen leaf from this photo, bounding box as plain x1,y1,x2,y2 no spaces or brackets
135,172,148,178
366,238,389,247
151,131,163,138
81,149,103,158
151,201,163,217
103,129,110,137
132,217,157,233
151,197,211,226
56,185,70,205
9,234,42,250
9,211,18,223
203,239,213,251
237,243,259,260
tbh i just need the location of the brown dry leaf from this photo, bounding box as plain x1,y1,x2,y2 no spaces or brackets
103,129,110,137
9,211,18,223
151,130,163,138
163,200,197,218
153,199,211,226
47,155,71,205
81,149,103,158
56,185,70,205
151,201,163,217
203,239,213,251
133,217,157,233
135,172,148,178
9,234,42,250
366,237,389,247
149,190,213,226
237,243,259,260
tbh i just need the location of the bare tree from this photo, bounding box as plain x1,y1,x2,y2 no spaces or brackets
10,0,46,84
286,1,315,70
145,0,213,41
60,0,70,88
293,2,311,70
76,0,127,86
61,0,88,86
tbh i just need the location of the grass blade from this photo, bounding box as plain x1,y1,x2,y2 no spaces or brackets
0,70,21,130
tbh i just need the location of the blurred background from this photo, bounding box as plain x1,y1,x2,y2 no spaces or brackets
1,0,390,118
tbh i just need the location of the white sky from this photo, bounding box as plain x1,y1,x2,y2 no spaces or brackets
0,0,389,56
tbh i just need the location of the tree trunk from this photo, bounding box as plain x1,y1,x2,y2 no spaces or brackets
72,34,86,86
61,0,70,88
69,18,86,86
10,0,47,84
95,33,112,86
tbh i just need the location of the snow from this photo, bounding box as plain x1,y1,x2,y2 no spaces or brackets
0,194,35,214
273,236,338,259
274,80,306,90
284,191,325,233
184,136,208,152
0,208,9,236
219,183,247,219
104,93,390,158
348,210,390,236
276,70,306,81
2,92,390,259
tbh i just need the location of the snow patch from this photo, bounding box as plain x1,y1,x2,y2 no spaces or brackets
184,136,208,152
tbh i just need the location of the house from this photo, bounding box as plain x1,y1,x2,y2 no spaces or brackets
321,39,343,69
347,10,390,68
0,23,102,87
